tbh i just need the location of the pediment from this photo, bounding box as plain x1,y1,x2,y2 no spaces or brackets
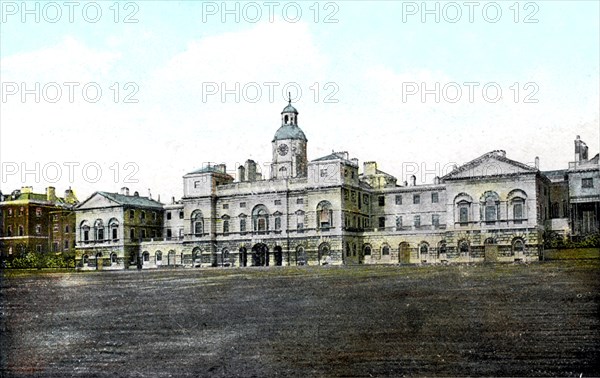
443,152,536,180
76,192,122,210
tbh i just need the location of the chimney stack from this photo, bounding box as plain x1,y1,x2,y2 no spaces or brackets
46,186,57,202
121,187,130,196
535,156,540,169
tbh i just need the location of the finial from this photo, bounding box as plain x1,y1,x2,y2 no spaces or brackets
288,92,292,105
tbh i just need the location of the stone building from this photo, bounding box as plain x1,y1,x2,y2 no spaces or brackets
74,101,598,269
0,186,78,257
74,189,164,270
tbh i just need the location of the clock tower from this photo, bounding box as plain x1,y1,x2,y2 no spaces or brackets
271,97,308,179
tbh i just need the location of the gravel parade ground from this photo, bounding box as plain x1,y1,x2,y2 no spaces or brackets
1,261,599,377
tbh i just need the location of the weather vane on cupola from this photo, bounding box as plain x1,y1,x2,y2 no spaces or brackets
288,91,292,105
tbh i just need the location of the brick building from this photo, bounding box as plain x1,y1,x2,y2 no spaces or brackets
0,187,78,258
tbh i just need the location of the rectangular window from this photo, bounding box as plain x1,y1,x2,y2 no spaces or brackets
167,212,171,220
296,198,304,204
396,216,403,229
363,194,369,205
179,211,184,219
395,195,402,205
432,214,440,227
431,192,439,203
152,212,157,221
36,245,42,253
582,178,594,188
459,207,469,223
274,217,281,230
414,215,421,228
240,219,246,233
378,217,385,228
413,194,420,204
223,221,229,234
64,240,69,249
141,211,146,220
167,229,172,238
52,242,59,252
223,204,229,209
240,202,246,208
378,196,385,206
141,229,147,239
129,210,135,219
274,200,282,205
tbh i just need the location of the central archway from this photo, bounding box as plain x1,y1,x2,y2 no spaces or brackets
251,243,269,266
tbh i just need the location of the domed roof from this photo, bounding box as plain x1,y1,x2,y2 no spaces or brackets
281,103,298,114
273,124,307,142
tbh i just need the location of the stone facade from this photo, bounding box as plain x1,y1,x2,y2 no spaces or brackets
73,102,599,270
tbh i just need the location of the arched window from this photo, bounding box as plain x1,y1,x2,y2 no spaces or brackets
192,210,204,236
108,218,119,241
6,225,12,237
18,225,24,236
382,245,390,256
454,193,473,225
279,166,288,178
481,191,500,222
143,251,149,262
419,242,429,256
512,238,525,255
317,201,333,229
296,246,307,265
346,242,351,257
364,244,372,256
156,251,162,261
438,241,447,257
459,240,470,255
318,243,331,264
82,254,89,265
94,219,104,241
129,228,135,240
80,220,90,242
110,253,117,264
252,205,269,233
222,248,230,265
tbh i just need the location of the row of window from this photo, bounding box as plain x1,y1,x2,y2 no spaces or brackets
359,238,526,257
128,209,158,222
4,224,43,236
52,240,71,251
220,198,305,210
4,207,43,217
378,214,442,229
378,192,440,207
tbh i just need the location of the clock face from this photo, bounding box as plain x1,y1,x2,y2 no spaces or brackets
278,144,289,156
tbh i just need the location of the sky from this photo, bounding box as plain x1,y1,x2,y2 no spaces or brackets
1,0,598,202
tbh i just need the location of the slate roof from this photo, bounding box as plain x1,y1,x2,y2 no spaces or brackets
187,166,228,175
96,191,164,209
312,152,354,164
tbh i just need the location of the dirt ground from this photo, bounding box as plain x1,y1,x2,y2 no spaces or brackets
1,261,599,377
